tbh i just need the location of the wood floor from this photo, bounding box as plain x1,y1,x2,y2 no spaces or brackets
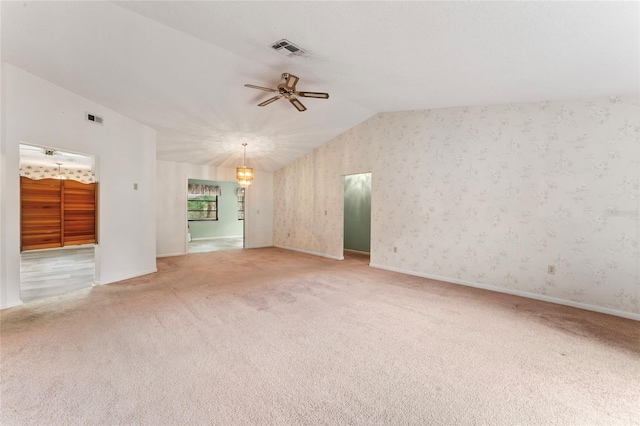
19,239,237,303
188,236,243,253
20,247,95,303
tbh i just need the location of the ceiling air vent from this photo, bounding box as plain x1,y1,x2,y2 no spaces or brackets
86,112,103,125
270,39,306,57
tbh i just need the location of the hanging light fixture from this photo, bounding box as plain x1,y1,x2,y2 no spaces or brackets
54,162,67,180
236,143,254,188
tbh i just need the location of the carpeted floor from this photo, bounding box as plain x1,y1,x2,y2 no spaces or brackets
1,248,638,425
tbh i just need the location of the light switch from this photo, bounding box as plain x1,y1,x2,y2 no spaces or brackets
133,183,138,190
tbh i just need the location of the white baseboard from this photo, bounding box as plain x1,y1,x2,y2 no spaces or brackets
1,300,24,310
369,263,640,321
21,243,96,253
275,245,344,261
191,235,243,241
95,268,158,286
156,252,186,258
344,249,371,255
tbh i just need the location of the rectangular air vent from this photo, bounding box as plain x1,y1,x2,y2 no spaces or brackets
86,112,103,125
270,39,306,57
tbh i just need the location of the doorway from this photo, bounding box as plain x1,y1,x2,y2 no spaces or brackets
186,179,244,254
18,143,97,302
343,172,371,259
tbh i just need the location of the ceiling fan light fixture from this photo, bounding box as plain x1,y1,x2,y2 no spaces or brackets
244,73,328,112
236,143,254,188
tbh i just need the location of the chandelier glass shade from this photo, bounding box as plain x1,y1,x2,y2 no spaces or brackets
236,167,253,188
54,162,67,180
236,143,254,188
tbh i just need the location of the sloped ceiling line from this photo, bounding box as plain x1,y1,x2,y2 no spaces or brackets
2,1,637,171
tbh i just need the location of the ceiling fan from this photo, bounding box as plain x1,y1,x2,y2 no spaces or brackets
244,73,329,112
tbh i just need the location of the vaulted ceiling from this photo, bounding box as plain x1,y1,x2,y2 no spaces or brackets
2,1,638,172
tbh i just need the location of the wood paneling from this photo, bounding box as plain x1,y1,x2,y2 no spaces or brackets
21,177,62,250
20,177,97,251
63,180,96,246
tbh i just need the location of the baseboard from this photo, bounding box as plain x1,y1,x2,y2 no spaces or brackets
344,249,371,256
1,300,24,310
275,245,344,261
369,263,640,321
191,236,243,241
245,244,274,249
95,268,158,286
21,243,96,253
156,252,187,258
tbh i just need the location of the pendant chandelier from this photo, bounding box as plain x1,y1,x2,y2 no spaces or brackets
236,143,254,188
54,162,67,180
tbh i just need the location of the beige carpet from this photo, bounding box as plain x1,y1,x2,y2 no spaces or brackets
1,248,638,425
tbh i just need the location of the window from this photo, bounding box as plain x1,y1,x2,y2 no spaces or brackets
187,182,221,221
188,195,218,221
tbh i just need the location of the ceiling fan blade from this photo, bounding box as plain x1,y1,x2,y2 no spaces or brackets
244,84,277,93
283,74,299,91
296,91,330,99
258,95,282,107
289,96,307,112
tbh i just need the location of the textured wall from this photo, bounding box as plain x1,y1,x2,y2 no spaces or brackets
274,96,640,316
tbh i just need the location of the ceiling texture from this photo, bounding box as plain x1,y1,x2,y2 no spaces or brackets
2,1,638,172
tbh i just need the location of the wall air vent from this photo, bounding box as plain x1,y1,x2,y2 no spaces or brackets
86,112,103,125
270,39,306,57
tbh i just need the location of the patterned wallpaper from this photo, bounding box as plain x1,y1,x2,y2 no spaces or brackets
274,96,640,315
20,164,96,183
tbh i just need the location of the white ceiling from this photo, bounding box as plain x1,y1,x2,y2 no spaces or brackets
3,1,638,172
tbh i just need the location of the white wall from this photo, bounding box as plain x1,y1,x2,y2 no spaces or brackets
156,160,273,257
244,169,274,249
0,63,157,308
274,96,640,319
0,60,5,307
